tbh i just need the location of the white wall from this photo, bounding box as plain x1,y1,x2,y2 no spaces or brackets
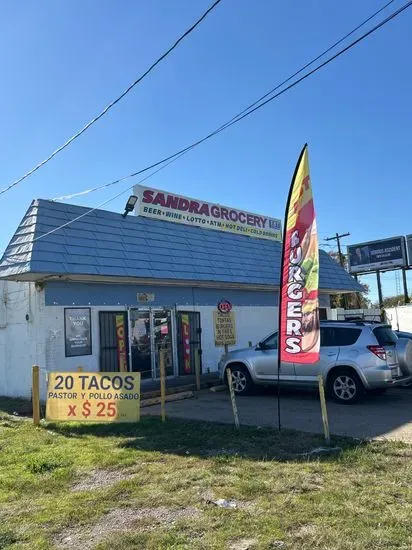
330,308,381,321
0,281,39,400
178,304,278,373
385,305,412,332
0,281,128,400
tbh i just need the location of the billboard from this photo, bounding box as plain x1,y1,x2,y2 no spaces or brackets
134,184,282,241
407,235,412,266
347,236,407,274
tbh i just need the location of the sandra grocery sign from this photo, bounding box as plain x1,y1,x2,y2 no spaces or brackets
134,185,282,241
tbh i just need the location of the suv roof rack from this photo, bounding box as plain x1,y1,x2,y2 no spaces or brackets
321,320,366,326
321,319,383,326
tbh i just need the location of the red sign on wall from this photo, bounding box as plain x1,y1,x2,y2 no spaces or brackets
181,314,191,374
217,299,232,314
115,314,128,372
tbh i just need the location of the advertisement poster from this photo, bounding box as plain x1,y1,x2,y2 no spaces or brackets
134,184,282,241
213,311,236,346
46,372,141,423
181,314,191,373
64,308,92,358
115,314,128,372
279,144,320,364
348,237,407,274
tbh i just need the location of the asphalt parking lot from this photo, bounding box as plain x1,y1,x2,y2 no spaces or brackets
143,386,412,442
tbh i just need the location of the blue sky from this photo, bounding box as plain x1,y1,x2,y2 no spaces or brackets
1,0,411,303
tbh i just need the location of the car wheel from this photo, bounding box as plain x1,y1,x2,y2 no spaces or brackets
226,364,253,396
328,369,363,404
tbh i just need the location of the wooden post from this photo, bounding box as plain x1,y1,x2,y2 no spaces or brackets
194,349,201,391
32,365,40,426
227,367,240,429
317,375,330,445
159,348,166,422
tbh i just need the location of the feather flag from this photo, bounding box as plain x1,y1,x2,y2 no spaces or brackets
279,144,320,364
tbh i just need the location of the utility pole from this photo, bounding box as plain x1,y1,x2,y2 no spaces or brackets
325,232,351,310
325,232,350,267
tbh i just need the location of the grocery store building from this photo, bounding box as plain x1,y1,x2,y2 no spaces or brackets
0,187,362,399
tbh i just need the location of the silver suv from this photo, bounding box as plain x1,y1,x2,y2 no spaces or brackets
219,321,412,404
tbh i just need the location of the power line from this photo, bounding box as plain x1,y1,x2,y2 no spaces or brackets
214,0,397,136
14,153,189,249
51,0,409,204
2,0,412,256
0,0,223,197
325,232,351,267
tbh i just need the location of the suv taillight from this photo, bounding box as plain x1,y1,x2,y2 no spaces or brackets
367,345,387,361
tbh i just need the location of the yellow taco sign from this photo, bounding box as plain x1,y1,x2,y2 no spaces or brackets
46,372,141,423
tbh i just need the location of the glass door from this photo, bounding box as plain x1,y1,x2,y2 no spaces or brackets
153,309,174,378
129,308,175,379
130,310,152,379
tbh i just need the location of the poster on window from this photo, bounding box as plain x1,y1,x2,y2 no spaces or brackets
181,314,191,373
64,308,92,357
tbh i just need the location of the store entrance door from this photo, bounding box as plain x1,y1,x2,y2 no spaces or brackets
177,311,202,376
99,311,129,372
129,308,174,380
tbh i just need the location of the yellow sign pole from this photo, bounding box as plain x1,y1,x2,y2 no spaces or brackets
317,375,330,445
194,349,201,391
160,348,166,422
227,367,240,429
32,365,40,426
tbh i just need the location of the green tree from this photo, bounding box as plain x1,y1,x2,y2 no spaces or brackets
374,295,406,308
327,250,370,308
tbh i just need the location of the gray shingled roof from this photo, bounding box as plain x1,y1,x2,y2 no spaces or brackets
0,199,362,292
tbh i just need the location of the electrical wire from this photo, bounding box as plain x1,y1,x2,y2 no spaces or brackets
4,151,188,255
0,0,223,196
2,0,412,255
51,0,406,204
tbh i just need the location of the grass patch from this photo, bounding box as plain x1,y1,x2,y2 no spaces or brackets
0,397,411,549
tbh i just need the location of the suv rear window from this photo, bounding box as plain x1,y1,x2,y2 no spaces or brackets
333,327,362,346
320,327,361,347
373,326,398,346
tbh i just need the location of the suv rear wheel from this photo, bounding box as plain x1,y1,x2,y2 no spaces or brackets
328,368,364,404
226,364,254,396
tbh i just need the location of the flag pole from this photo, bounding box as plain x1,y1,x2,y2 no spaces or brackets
277,144,308,432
